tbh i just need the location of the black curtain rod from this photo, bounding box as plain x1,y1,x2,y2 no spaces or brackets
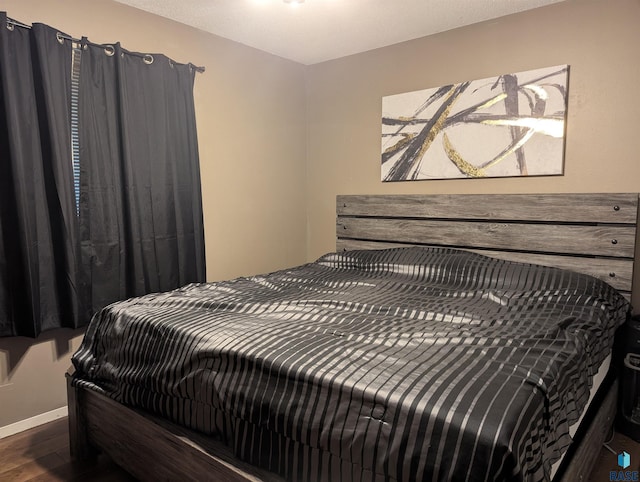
6,17,206,73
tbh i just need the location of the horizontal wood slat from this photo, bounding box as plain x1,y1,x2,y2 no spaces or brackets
337,218,636,258
336,193,639,294
336,239,633,293
337,193,638,224
81,385,283,482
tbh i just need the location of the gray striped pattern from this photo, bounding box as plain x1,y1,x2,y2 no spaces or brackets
70,43,81,215
72,247,628,482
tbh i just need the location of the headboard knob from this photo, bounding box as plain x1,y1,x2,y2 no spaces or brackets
613,205,620,211
612,239,618,245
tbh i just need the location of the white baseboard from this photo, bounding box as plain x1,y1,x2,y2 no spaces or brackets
0,406,68,439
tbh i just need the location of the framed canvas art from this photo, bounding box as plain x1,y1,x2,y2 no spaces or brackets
381,65,569,181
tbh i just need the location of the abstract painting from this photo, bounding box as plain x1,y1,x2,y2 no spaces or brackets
381,65,569,181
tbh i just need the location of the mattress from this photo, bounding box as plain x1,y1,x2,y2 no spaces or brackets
72,247,629,482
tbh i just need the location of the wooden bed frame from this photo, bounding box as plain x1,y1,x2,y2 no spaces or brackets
67,193,639,481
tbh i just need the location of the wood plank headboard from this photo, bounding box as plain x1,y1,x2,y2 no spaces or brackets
336,193,639,298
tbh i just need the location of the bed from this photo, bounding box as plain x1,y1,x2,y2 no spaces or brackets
67,193,639,482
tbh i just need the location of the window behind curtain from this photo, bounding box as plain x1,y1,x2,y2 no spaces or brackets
0,14,206,337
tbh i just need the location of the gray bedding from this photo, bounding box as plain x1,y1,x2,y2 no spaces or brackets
72,247,629,481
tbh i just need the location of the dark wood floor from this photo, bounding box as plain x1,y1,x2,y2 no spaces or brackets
0,417,639,481
0,418,134,481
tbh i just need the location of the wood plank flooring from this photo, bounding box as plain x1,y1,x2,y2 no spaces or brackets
0,418,134,481
0,416,639,481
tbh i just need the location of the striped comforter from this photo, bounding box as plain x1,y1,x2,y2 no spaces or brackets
72,247,629,481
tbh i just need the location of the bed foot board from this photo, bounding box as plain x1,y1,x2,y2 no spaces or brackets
66,370,284,481
65,369,98,461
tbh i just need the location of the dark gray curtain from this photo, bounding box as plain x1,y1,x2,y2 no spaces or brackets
0,16,79,337
79,41,206,312
0,14,206,337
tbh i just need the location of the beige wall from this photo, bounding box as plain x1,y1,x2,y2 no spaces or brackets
2,0,640,430
0,0,306,428
304,0,640,269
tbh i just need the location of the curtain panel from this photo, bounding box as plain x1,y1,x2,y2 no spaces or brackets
79,41,206,311
0,16,77,337
0,14,206,337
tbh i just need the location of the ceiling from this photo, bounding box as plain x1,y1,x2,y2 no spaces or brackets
113,0,566,65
